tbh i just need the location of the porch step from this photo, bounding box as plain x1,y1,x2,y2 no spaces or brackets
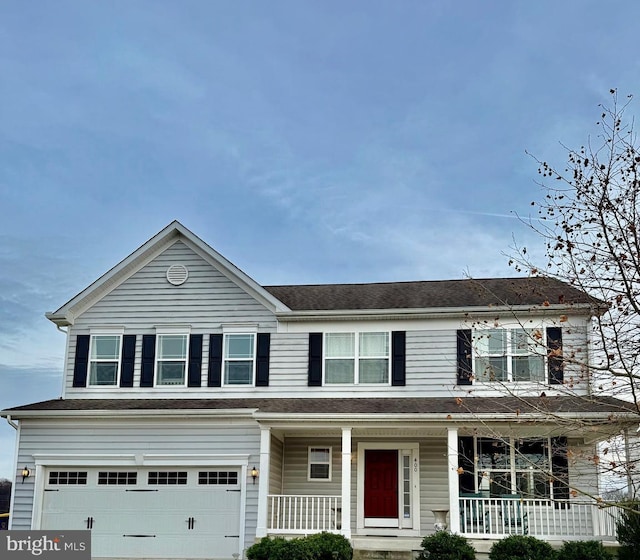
351,536,423,560
353,550,419,560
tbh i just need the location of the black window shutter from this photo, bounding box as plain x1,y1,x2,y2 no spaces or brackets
457,329,473,385
140,334,156,388
73,335,90,387
391,331,406,386
308,333,323,386
458,436,476,494
208,334,223,387
547,327,564,385
551,436,570,508
188,334,203,387
120,335,136,387
255,333,271,387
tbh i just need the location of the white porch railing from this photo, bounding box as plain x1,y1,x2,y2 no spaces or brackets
266,494,623,540
268,494,342,534
459,496,623,541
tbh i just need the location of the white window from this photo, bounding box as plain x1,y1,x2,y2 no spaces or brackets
324,332,390,384
88,334,121,386
477,437,551,499
308,447,332,481
473,328,545,382
224,333,255,385
156,334,188,386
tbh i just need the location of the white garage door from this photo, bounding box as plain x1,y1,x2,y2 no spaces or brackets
41,468,242,559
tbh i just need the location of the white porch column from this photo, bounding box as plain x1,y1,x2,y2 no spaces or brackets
256,426,271,538
341,427,352,538
447,427,460,533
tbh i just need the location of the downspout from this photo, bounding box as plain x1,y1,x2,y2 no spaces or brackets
6,415,18,430
624,428,633,497
56,325,69,399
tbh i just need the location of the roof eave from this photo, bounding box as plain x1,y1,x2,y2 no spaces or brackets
0,408,259,419
44,311,75,327
276,303,596,322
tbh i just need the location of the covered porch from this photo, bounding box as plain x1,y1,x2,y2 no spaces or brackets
253,420,625,544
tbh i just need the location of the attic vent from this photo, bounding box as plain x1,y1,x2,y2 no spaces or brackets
166,264,189,286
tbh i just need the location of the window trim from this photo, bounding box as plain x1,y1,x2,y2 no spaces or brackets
154,328,190,387
222,332,257,386
472,326,547,384
308,446,332,482
87,329,124,387
323,331,391,385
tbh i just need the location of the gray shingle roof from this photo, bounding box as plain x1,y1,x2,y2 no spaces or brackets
264,277,596,311
4,396,634,416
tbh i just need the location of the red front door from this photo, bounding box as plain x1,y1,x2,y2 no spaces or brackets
364,449,399,519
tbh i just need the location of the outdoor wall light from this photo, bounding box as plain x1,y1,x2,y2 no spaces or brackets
21,466,31,483
251,466,259,484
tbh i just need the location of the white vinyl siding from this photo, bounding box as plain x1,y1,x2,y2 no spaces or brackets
282,438,343,497
75,241,277,328
66,324,591,399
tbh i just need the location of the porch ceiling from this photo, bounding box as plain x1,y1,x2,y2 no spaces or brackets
266,419,621,443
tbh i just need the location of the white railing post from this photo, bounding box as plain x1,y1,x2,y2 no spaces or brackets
256,427,271,538
447,427,460,533
341,427,352,538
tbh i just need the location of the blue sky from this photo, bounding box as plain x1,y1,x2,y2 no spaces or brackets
2,1,640,481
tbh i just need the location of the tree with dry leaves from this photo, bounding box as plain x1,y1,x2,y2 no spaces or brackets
510,89,640,500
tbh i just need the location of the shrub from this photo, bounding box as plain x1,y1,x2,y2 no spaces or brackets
304,532,353,560
558,540,613,560
246,536,302,560
246,533,352,560
617,501,640,560
418,530,476,560
488,534,557,560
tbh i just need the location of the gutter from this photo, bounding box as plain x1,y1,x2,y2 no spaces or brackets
1,408,260,420
251,411,637,423
275,303,596,322
5,415,18,429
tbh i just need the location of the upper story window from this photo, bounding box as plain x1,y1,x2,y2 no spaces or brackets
88,334,122,386
473,328,545,383
224,333,255,385
325,332,390,384
156,334,188,386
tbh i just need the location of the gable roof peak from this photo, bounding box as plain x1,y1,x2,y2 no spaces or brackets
45,221,289,326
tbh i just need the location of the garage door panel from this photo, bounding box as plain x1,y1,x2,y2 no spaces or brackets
41,468,242,559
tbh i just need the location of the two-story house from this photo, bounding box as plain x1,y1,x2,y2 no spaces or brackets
2,221,635,559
